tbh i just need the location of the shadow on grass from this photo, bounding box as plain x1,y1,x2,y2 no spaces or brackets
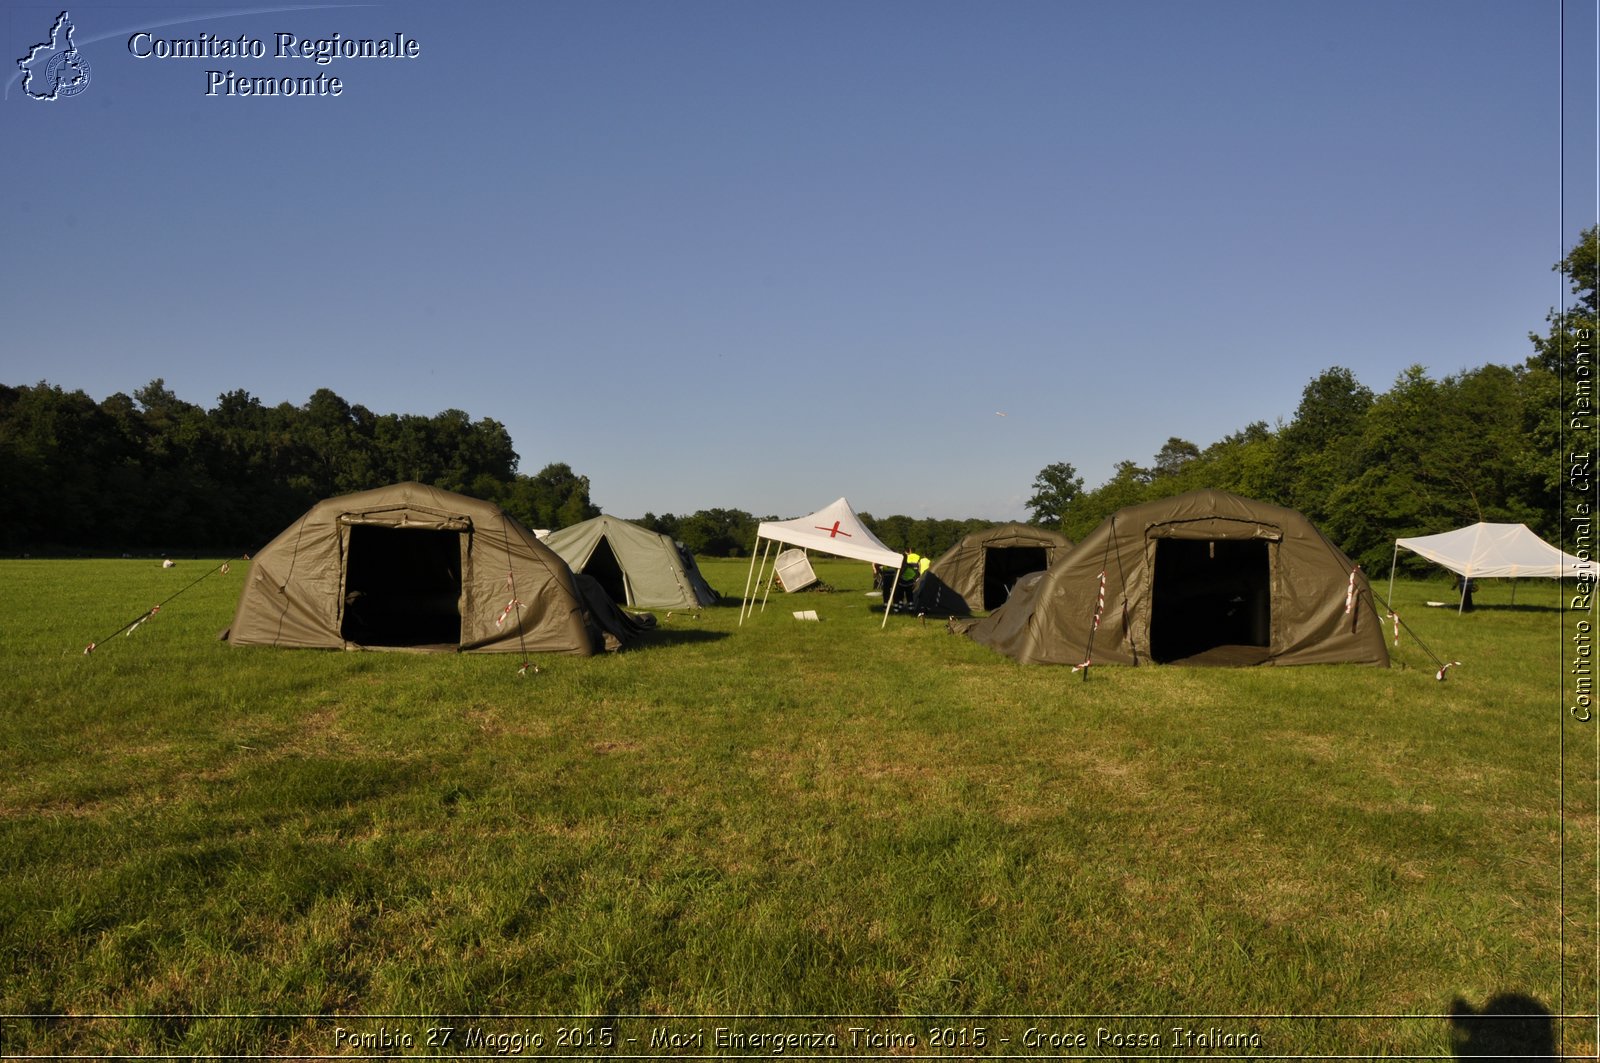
1448,992,1554,1060
703,596,748,609
1459,603,1563,614
637,627,731,647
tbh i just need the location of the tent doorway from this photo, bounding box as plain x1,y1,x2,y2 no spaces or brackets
1150,538,1270,664
341,524,463,647
579,535,629,605
982,546,1049,610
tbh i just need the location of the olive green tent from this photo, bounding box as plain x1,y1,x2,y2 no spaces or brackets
913,521,1072,615
955,489,1389,667
225,482,621,655
542,515,719,610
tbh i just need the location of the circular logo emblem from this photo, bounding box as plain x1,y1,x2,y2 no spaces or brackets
45,49,91,97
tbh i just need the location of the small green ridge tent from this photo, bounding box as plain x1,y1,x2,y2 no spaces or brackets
954,489,1389,668
225,482,629,655
913,521,1072,615
542,515,719,610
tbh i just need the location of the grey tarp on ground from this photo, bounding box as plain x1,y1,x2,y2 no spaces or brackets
225,482,628,654
954,489,1389,668
913,521,1072,615
542,515,719,610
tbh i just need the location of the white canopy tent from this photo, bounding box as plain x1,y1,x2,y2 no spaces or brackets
1388,522,1591,612
740,498,904,628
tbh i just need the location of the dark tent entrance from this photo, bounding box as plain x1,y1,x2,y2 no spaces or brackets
340,524,464,648
982,546,1049,610
1149,537,1272,664
575,535,629,605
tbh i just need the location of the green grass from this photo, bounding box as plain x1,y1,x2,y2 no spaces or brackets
0,556,1592,1057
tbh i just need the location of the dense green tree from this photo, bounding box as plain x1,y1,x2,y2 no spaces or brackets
1060,460,1149,541
0,381,602,550
1025,462,1084,528
0,383,112,546
1275,366,1374,521
1518,362,1566,512
675,508,756,557
1175,423,1279,501
866,513,915,554
424,408,517,495
1526,225,1597,541
372,413,434,485
1324,362,1556,571
1152,437,1200,479
637,512,680,540
556,487,596,529
514,463,597,530
1530,224,1598,372
858,514,991,558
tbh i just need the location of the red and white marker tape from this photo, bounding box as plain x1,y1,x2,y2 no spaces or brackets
1072,571,1109,673
126,605,160,636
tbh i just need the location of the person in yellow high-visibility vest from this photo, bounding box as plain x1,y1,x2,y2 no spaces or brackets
902,552,922,588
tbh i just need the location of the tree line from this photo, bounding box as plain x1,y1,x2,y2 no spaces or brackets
7,228,1591,563
635,510,997,566
0,377,996,558
0,381,602,553
0,361,1563,566
1026,227,1595,574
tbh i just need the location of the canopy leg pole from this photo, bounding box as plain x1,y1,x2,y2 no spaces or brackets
747,540,773,624
881,568,901,629
1387,543,1399,611
739,537,765,626
758,545,780,613
750,541,772,620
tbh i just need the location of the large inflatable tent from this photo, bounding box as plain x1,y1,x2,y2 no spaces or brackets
914,522,1072,615
225,482,634,655
955,489,1389,667
542,515,719,610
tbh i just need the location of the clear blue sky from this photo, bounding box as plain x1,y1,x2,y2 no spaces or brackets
4,1,1593,521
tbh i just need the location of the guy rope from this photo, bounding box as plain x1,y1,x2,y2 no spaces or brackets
499,514,538,676
1345,565,1460,681
1073,513,1137,677
82,556,246,655
1071,569,1108,679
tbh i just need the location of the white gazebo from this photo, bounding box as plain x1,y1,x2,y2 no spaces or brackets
739,498,904,628
1388,522,1591,612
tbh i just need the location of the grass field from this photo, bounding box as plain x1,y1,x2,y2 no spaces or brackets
0,555,1594,1058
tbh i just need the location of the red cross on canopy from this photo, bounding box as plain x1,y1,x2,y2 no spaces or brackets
815,520,852,538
